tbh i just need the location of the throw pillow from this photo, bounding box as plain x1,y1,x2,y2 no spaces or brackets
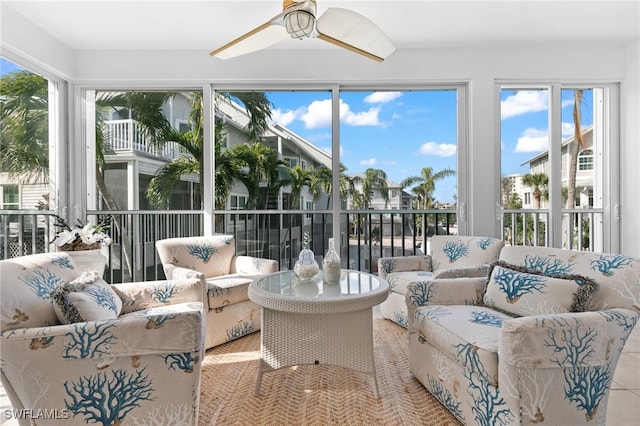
483,261,599,317
51,270,123,324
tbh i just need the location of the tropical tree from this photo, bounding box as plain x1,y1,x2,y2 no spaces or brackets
286,165,314,209
144,91,273,208
567,89,585,209
0,70,49,181
352,168,390,209
522,173,549,209
349,168,389,243
401,166,455,209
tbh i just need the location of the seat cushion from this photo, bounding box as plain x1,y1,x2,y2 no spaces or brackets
412,304,511,386
207,275,255,309
387,271,433,294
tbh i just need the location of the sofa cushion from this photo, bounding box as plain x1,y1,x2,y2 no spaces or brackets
413,304,510,386
51,270,123,324
0,253,81,331
207,275,255,309
387,271,434,294
430,236,504,277
483,262,599,317
498,245,640,311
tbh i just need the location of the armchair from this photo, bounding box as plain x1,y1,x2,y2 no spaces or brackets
0,252,205,425
378,235,504,327
406,245,640,425
156,235,278,349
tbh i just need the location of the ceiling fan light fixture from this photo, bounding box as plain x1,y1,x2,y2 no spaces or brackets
284,10,315,39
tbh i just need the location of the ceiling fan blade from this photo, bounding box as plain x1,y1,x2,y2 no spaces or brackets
210,20,288,59
316,8,395,62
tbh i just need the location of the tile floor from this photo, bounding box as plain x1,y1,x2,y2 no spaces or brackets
1,319,639,425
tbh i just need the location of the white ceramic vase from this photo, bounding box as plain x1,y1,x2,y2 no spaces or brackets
65,249,107,276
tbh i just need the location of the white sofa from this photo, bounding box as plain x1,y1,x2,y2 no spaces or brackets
0,252,205,425
156,235,278,349
378,235,505,327
406,245,640,425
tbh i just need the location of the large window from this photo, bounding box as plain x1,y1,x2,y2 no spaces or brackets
500,85,614,251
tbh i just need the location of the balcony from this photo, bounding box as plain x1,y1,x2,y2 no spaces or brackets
104,119,182,160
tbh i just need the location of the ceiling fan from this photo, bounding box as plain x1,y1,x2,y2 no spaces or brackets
210,0,395,62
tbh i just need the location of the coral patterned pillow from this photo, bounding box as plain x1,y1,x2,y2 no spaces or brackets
51,270,123,324
483,262,598,317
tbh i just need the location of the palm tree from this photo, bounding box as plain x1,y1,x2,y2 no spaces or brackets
567,89,585,209
400,166,455,209
0,71,49,182
286,166,314,209
350,168,389,243
353,168,390,209
522,173,549,209
144,91,273,208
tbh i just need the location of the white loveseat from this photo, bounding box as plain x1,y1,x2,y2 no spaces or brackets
406,245,640,425
0,252,205,425
378,235,504,327
156,235,278,349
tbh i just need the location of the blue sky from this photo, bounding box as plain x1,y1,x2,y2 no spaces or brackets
268,88,592,204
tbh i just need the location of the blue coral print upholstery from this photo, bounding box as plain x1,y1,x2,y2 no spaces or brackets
430,235,504,278
0,253,205,425
377,255,433,328
156,235,279,349
1,253,89,330
406,245,640,425
483,264,597,316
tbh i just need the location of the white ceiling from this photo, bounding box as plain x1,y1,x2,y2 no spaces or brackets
3,0,639,53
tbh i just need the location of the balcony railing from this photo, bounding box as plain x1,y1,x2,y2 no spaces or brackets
1,208,603,283
104,119,182,160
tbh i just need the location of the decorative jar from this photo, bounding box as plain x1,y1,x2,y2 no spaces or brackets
293,232,319,281
322,237,341,283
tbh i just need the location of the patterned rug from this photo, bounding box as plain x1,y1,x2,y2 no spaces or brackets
198,318,461,425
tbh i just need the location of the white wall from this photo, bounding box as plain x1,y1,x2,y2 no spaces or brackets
2,7,638,254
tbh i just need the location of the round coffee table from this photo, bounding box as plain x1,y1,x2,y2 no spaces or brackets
248,269,389,399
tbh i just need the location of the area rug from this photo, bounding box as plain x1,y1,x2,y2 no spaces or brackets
198,319,461,425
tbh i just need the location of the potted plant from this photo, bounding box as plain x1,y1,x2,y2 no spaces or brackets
52,215,112,274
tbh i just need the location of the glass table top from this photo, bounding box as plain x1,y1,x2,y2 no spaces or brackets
255,269,384,299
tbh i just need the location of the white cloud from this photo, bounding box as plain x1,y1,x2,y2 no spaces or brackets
360,158,377,166
501,90,548,119
418,142,457,157
271,108,298,126
562,121,575,137
301,100,332,129
514,128,549,153
364,92,402,104
300,99,382,129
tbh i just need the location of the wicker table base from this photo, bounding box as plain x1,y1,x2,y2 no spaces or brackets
249,270,389,399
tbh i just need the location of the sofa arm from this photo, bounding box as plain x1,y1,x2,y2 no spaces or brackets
378,255,432,280
0,302,204,358
500,308,639,368
231,255,279,275
498,308,639,424
115,278,205,314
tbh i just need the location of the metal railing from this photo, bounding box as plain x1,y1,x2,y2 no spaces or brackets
1,208,604,283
